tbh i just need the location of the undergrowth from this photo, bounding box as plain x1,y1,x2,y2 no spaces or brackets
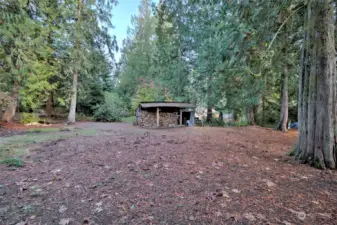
0,158,24,167
121,116,136,123
200,119,249,127
286,145,297,156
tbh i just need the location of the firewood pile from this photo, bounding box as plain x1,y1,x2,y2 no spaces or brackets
138,110,179,128
160,112,179,127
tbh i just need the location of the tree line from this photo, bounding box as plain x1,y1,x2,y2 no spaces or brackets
115,0,337,169
1,0,336,169
0,0,117,123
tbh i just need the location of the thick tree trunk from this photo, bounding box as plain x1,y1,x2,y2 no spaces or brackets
276,64,289,132
296,0,337,169
2,81,19,122
67,71,78,124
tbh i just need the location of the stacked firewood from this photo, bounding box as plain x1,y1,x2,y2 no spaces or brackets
138,111,179,128
138,111,157,128
160,112,179,127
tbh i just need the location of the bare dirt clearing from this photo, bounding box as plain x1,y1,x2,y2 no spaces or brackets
0,123,336,224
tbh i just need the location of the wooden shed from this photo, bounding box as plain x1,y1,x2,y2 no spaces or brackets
136,102,196,128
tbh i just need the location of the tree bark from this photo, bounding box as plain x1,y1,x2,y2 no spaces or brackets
67,70,78,124
219,111,223,121
206,108,212,122
46,91,53,117
296,0,337,169
248,107,256,125
2,81,19,122
276,64,289,132
67,0,82,124
233,109,239,121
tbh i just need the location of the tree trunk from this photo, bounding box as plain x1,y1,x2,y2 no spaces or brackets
206,79,212,122
276,64,289,132
248,107,256,125
219,111,223,121
233,110,239,121
206,108,212,122
2,81,19,122
46,91,53,117
296,0,337,169
67,0,82,124
67,71,78,124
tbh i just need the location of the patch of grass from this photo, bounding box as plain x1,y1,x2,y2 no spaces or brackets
121,116,136,123
0,157,24,167
1,128,97,145
76,113,94,121
28,127,61,133
0,128,97,160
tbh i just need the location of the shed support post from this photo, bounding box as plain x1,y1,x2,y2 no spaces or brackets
180,110,182,125
156,107,160,127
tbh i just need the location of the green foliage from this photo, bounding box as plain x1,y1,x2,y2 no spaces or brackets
286,145,297,156
20,113,39,124
121,116,136,123
0,0,117,121
75,113,94,122
0,93,11,109
94,93,129,122
224,120,250,127
203,119,225,127
0,158,24,167
131,84,160,111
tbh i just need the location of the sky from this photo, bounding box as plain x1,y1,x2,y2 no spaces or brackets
112,0,158,61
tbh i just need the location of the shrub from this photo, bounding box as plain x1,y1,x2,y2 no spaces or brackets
20,113,39,124
93,93,129,122
0,158,24,167
0,92,12,110
131,85,159,111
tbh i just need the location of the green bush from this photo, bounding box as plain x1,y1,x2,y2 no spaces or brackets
131,85,159,111
20,113,39,124
203,119,225,127
0,158,24,167
93,93,129,122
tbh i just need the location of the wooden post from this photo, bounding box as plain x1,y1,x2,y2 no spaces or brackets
156,107,160,127
180,110,182,125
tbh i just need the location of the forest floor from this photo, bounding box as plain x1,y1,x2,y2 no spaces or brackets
0,122,336,225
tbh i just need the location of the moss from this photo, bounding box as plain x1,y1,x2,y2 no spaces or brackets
313,158,324,170
286,145,297,156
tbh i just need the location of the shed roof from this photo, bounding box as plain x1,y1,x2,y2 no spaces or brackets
139,102,196,109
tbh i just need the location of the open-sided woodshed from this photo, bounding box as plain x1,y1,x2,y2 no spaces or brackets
135,102,196,128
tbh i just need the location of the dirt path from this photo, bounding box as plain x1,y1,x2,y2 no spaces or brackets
0,123,336,224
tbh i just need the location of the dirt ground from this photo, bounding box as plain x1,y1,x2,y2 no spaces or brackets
0,123,336,225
